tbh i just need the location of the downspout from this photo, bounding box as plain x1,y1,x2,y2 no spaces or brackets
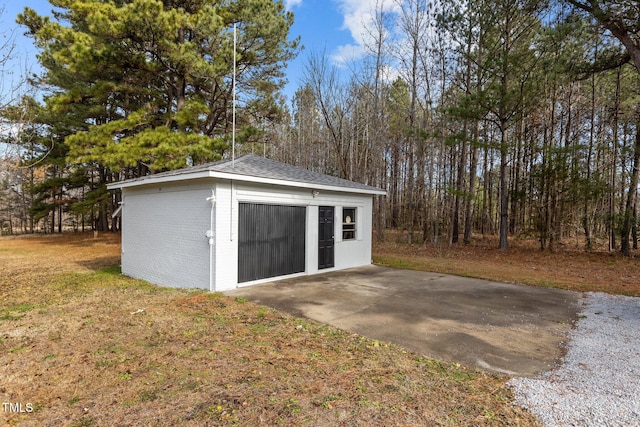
206,191,216,292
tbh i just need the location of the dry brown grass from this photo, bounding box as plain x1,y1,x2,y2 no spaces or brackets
374,232,640,297
1,233,539,426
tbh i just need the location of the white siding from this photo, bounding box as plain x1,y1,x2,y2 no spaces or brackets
118,178,376,292
334,197,373,269
306,206,319,276
212,181,237,291
211,181,374,290
121,181,212,289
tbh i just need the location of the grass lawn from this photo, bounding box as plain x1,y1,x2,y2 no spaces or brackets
6,231,633,425
374,233,640,297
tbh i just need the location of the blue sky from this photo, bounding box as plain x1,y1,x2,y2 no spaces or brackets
283,0,356,100
1,0,386,103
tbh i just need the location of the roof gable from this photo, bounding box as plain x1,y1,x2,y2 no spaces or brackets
107,154,386,195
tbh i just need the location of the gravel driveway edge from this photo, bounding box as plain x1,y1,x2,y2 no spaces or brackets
508,292,640,426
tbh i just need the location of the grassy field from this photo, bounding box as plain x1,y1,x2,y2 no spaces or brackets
374,233,640,297
3,232,636,426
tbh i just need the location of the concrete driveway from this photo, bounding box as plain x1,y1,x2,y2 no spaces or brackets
225,265,582,377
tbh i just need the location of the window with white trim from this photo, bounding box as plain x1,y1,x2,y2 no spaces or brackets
342,207,356,240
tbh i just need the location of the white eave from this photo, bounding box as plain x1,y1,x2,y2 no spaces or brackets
107,170,387,196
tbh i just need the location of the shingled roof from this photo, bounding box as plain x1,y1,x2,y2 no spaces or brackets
108,154,386,195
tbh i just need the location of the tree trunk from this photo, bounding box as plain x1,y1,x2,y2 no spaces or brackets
610,67,621,251
583,60,597,249
633,195,638,250
453,124,467,243
499,123,509,250
464,126,479,244
482,142,490,238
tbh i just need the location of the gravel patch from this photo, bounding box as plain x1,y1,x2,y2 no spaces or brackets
509,292,640,426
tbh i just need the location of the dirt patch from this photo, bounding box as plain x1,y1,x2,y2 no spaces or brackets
1,233,540,426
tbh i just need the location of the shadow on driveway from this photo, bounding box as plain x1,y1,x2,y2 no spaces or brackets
225,265,582,377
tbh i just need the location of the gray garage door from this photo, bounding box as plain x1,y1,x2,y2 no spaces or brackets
238,203,306,283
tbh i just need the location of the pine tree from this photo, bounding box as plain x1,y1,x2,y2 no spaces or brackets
18,0,299,173
469,0,545,249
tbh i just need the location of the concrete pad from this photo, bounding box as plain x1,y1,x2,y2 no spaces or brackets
225,265,582,377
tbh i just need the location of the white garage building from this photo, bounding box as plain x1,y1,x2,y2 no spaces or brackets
107,154,386,292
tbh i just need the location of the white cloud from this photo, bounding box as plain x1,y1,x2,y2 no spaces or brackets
330,43,364,67
285,0,303,9
379,62,401,83
331,0,399,66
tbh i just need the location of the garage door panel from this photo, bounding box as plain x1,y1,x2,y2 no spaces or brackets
238,203,306,283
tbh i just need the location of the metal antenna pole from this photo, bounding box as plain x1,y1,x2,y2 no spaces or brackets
232,23,236,168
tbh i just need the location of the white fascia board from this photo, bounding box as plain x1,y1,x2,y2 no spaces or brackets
207,171,387,195
106,171,213,190
107,169,387,196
